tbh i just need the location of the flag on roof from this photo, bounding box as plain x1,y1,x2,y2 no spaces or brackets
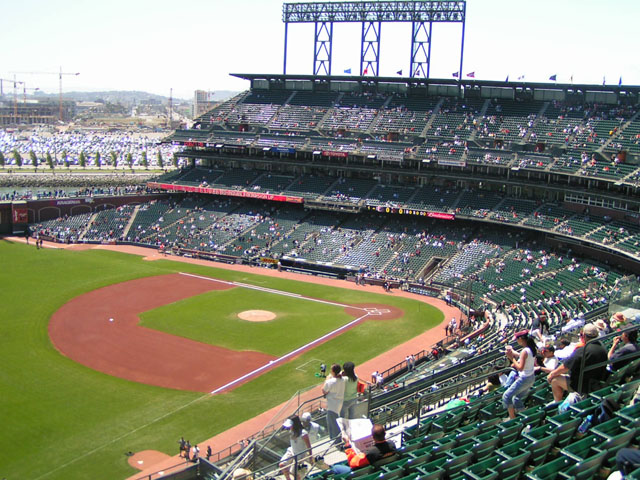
505,75,509,82
517,75,525,81
603,76,606,85
344,68,351,74
549,74,557,81
466,72,475,78
619,77,622,86
452,71,459,78
396,70,403,76
570,75,573,83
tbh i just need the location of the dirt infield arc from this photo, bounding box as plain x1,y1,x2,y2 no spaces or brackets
49,273,402,393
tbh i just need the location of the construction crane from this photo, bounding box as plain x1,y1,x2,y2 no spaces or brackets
0,76,25,122
23,85,40,103
11,67,79,121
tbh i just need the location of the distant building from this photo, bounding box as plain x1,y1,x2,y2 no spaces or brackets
193,90,216,118
0,98,75,125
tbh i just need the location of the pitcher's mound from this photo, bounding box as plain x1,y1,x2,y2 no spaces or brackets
238,310,276,322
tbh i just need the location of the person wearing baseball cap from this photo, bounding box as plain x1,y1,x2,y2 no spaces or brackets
279,415,313,480
502,330,537,419
547,323,608,401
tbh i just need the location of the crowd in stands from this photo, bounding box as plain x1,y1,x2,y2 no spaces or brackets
0,184,156,201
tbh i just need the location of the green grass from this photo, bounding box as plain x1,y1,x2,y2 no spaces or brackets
140,287,357,355
0,240,443,480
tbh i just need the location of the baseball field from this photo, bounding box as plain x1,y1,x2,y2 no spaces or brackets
0,239,443,480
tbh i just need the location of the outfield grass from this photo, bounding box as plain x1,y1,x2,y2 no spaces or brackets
0,240,443,480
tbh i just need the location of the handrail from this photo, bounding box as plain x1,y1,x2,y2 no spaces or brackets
210,383,322,467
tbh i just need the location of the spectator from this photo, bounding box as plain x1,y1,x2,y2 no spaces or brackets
554,337,577,362
595,319,610,337
341,362,362,419
331,424,397,474
608,328,639,370
503,330,537,419
535,345,558,375
561,311,585,334
322,364,345,441
548,324,608,401
279,415,313,480
300,412,323,441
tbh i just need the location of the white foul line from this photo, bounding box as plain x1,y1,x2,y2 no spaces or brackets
210,310,372,394
176,272,378,394
179,271,369,310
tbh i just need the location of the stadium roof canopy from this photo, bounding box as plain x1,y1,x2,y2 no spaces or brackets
231,73,640,103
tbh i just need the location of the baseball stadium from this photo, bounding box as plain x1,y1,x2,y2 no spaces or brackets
2,2,640,480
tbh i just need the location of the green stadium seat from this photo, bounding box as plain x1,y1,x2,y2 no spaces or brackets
471,433,500,462
496,438,528,460
460,456,501,480
454,424,480,445
444,450,474,478
591,417,633,441
522,424,558,465
525,456,575,480
560,434,602,462
350,464,376,478
559,450,608,480
379,466,407,480
547,411,582,448
497,419,523,446
616,402,640,427
516,405,545,428
495,451,531,480
405,447,432,469
597,428,637,468
379,457,409,473
414,457,447,480
569,397,600,417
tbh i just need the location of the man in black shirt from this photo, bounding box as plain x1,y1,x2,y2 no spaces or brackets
331,424,397,474
548,323,608,401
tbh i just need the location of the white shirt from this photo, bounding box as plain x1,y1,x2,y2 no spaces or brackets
323,376,345,413
543,356,558,371
519,347,535,378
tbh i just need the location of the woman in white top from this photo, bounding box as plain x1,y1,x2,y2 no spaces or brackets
340,362,362,419
279,415,312,480
322,363,345,440
502,330,537,419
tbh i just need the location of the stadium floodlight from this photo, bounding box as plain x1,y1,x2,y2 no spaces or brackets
282,1,466,79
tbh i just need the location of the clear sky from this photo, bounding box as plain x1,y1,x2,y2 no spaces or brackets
1,0,638,100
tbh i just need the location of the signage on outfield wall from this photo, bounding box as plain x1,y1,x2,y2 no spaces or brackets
173,141,207,147
12,207,28,223
367,204,455,220
273,147,297,154
322,150,349,158
437,158,467,167
147,182,304,204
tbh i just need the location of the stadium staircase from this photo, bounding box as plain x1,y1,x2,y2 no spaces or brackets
264,92,298,130
596,108,640,155
365,95,395,135
315,92,345,134
121,205,141,240
418,98,445,138
466,99,491,142
78,212,99,241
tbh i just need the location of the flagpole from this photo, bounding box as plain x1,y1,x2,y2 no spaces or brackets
458,3,466,83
